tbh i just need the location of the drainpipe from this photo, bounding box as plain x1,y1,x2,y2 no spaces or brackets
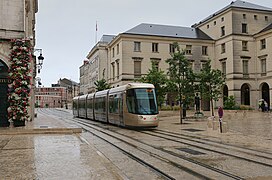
254,37,258,110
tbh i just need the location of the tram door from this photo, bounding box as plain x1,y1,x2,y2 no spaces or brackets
0,60,9,127
119,93,124,126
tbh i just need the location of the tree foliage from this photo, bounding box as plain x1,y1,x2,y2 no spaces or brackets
138,62,168,106
198,60,225,116
166,42,195,123
94,79,111,91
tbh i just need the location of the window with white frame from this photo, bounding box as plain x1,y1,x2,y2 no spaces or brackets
260,39,266,49
116,60,120,79
134,42,141,52
261,58,266,75
111,62,115,80
152,43,159,52
242,23,247,33
202,46,208,55
242,60,249,75
117,44,119,54
186,45,192,55
221,43,226,53
169,44,175,53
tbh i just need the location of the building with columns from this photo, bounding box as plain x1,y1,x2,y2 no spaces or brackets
80,0,272,109
0,0,39,127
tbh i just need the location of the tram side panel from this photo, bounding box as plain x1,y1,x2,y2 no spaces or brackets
94,90,108,123
78,95,87,119
108,91,124,126
86,93,95,120
72,97,79,117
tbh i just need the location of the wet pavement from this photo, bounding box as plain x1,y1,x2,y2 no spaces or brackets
0,108,271,179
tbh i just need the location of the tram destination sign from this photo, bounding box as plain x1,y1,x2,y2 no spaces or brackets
0,78,12,84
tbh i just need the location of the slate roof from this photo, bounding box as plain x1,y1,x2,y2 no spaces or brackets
123,23,212,40
100,35,115,43
193,0,272,27
259,23,272,34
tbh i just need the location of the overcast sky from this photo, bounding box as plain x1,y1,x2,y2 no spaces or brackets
35,0,272,86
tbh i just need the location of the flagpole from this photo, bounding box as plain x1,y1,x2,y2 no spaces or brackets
95,21,98,43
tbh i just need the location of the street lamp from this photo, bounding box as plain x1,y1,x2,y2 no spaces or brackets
34,49,44,74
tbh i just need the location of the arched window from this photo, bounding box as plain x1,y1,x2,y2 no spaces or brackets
261,83,270,109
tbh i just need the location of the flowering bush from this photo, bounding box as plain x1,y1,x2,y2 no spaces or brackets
7,39,32,122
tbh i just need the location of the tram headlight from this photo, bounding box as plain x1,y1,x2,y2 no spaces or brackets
139,116,146,120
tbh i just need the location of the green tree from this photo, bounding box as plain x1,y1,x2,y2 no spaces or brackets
94,79,111,91
138,62,168,107
198,60,225,116
166,42,195,123
224,95,236,110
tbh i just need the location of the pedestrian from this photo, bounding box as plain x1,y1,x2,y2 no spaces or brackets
218,106,223,133
195,93,200,113
264,101,268,112
261,100,265,112
218,106,223,121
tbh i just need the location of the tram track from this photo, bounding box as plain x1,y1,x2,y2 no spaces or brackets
39,108,245,179
154,129,272,157
37,109,177,179
74,119,243,180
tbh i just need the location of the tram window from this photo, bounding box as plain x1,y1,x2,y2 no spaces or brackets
109,94,120,113
126,88,158,115
87,99,93,109
95,97,105,112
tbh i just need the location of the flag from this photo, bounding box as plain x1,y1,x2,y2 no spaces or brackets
96,21,98,31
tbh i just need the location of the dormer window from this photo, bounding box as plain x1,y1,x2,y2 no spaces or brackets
243,14,246,19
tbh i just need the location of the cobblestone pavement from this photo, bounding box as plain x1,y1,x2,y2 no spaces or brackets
0,109,271,179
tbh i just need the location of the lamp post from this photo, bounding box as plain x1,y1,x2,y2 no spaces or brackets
34,49,44,74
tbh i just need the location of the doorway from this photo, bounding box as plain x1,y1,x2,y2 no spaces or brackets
241,84,250,105
261,83,270,109
0,60,9,127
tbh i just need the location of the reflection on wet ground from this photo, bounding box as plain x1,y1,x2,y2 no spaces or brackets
0,135,120,179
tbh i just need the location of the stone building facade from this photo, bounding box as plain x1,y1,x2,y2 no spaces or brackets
35,87,67,108
80,0,272,109
80,35,114,94
0,0,38,127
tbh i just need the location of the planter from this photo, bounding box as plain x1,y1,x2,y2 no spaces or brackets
13,120,25,127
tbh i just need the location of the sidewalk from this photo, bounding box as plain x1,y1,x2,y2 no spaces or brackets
0,109,125,179
0,109,81,135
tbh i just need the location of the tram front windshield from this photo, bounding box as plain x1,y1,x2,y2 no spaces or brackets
126,88,158,115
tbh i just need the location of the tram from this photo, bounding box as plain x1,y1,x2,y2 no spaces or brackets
73,83,159,127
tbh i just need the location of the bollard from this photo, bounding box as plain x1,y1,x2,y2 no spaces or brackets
219,118,223,133
221,122,228,133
